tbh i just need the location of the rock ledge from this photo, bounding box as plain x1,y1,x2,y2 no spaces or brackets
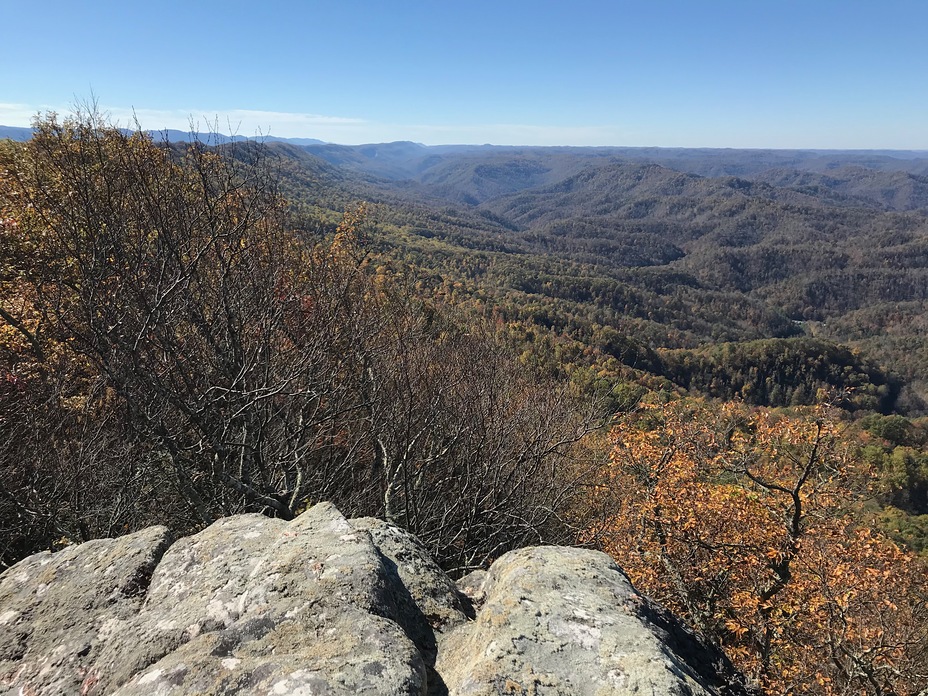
0,503,750,695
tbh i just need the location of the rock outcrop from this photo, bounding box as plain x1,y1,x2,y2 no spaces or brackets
0,503,750,695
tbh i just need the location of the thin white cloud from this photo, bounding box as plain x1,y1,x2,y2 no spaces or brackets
400,123,633,147
0,102,56,126
1,102,637,146
0,103,371,140
3,102,926,149
100,106,368,139
223,109,365,126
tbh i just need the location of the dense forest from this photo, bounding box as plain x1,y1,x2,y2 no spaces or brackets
2,114,928,694
264,138,928,412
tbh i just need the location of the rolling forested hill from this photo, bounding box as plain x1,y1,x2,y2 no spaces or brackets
256,140,928,412
6,126,926,407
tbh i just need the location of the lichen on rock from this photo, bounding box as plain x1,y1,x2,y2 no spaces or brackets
0,504,751,695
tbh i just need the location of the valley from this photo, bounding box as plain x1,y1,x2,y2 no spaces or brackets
264,139,928,411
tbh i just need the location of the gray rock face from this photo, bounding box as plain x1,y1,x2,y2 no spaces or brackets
438,546,744,696
0,525,172,695
0,505,750,696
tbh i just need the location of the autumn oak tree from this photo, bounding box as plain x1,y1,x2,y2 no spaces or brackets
595,398,928,694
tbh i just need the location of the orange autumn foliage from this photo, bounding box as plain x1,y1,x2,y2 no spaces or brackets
595,399,928,694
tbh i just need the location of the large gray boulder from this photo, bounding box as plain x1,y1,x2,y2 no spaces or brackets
0,505,750,696
438,546,744,696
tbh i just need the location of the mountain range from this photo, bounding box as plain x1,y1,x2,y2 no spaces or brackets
5,124,928,408
253,138,928,410
0,125,327,146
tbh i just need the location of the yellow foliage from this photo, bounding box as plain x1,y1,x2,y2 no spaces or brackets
593,398,928,694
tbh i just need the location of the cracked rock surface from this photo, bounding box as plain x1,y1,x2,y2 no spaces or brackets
0,504,750,695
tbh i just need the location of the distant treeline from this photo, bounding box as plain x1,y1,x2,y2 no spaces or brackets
657,337,902,412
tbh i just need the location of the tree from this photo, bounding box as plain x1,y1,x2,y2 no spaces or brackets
0,110,602,572
1,110,380,524
594,398,928,694
362,305,605,572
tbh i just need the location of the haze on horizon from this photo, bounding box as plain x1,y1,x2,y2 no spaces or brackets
2,0,927,150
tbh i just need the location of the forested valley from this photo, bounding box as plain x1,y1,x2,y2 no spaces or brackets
2,113,928,693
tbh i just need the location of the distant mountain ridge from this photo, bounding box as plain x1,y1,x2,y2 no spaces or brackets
296,142,928,181
0,125,326,146
256,135,928,408
4,123,927,171
0,126,32,141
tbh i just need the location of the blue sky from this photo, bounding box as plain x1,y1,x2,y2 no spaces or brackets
2,0,926,148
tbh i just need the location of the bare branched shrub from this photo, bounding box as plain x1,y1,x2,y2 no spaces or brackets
360,305,605,572
0,110,603,571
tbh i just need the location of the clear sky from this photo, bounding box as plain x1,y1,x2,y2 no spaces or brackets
2,0,926,148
